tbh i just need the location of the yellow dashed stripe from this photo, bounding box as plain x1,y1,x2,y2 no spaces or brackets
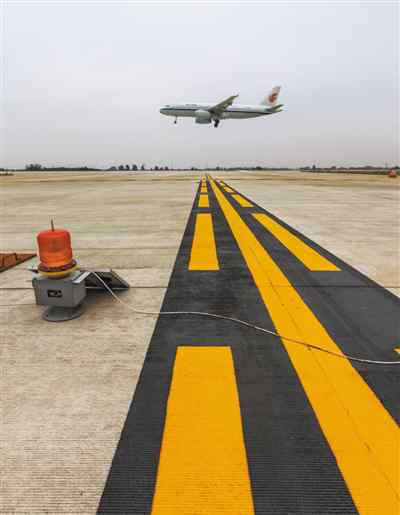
151,346,255,514
232,194,253,207
189,213,219,270
198,194,209,208
253,213,340,271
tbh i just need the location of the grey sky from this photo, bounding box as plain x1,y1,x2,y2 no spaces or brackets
2,1,398,168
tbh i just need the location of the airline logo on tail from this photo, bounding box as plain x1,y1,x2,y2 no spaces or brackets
262,86,281,107
268,90,279,104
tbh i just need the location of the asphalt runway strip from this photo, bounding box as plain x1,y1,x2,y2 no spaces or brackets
97,177,399,515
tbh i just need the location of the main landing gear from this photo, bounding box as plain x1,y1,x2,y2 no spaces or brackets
214,119,220,128
174,117,177,124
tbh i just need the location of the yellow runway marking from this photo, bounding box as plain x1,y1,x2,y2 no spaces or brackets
224,187,235,193
151,347,255,515
198,194,209,208
200,186,207,193
189,213,219,270
210,178,399,515
232,194,253,207
253,213,340,271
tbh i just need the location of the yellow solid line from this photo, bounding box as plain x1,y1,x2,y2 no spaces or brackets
198,194,209,208
253,213,340,272
210,178,399,515
200,186,207,193
151,347,255,515
189,213,219,270
224,187,235,193
232,194,253,207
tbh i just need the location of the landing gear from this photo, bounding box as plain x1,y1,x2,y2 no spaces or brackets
214,119,220,128
174,117,177,124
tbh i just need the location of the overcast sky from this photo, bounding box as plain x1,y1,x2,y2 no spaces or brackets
1,1,398,168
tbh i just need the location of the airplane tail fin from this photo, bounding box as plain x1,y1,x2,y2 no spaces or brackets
261,86,281,107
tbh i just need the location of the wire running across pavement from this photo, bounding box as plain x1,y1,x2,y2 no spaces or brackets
91,272,400,367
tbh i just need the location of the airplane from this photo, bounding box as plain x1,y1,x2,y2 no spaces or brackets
159,86,283,128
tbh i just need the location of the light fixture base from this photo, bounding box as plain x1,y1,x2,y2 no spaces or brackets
42,304,85,322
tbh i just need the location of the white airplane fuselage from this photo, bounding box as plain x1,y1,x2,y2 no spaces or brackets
160,103,273,120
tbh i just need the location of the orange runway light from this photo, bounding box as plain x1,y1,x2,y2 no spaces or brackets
37,222,77,277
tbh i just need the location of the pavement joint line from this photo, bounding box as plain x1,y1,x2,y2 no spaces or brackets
210,176,400,514
3,285,400,289
69,247,183,250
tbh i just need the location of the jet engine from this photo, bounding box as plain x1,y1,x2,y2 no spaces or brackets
194,109,212,124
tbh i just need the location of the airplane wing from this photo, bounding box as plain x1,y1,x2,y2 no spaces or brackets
209,94,239,115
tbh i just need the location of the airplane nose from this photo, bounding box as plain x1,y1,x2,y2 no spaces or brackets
160,108,165,114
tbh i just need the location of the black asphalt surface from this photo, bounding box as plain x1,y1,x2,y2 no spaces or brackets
97,178,399,515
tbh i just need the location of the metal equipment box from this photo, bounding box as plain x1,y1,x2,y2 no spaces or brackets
32,271,87,308
31,268,129,322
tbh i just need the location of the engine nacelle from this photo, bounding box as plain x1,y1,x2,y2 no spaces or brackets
194,109,212,124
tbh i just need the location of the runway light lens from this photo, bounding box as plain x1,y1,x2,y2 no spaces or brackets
37,227,75,270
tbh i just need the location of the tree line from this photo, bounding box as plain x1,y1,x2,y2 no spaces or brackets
22,163,170,171
0,163,397,172
108,164,169,171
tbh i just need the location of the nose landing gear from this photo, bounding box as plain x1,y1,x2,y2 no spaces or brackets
174,117,177,124
214,119,220,128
